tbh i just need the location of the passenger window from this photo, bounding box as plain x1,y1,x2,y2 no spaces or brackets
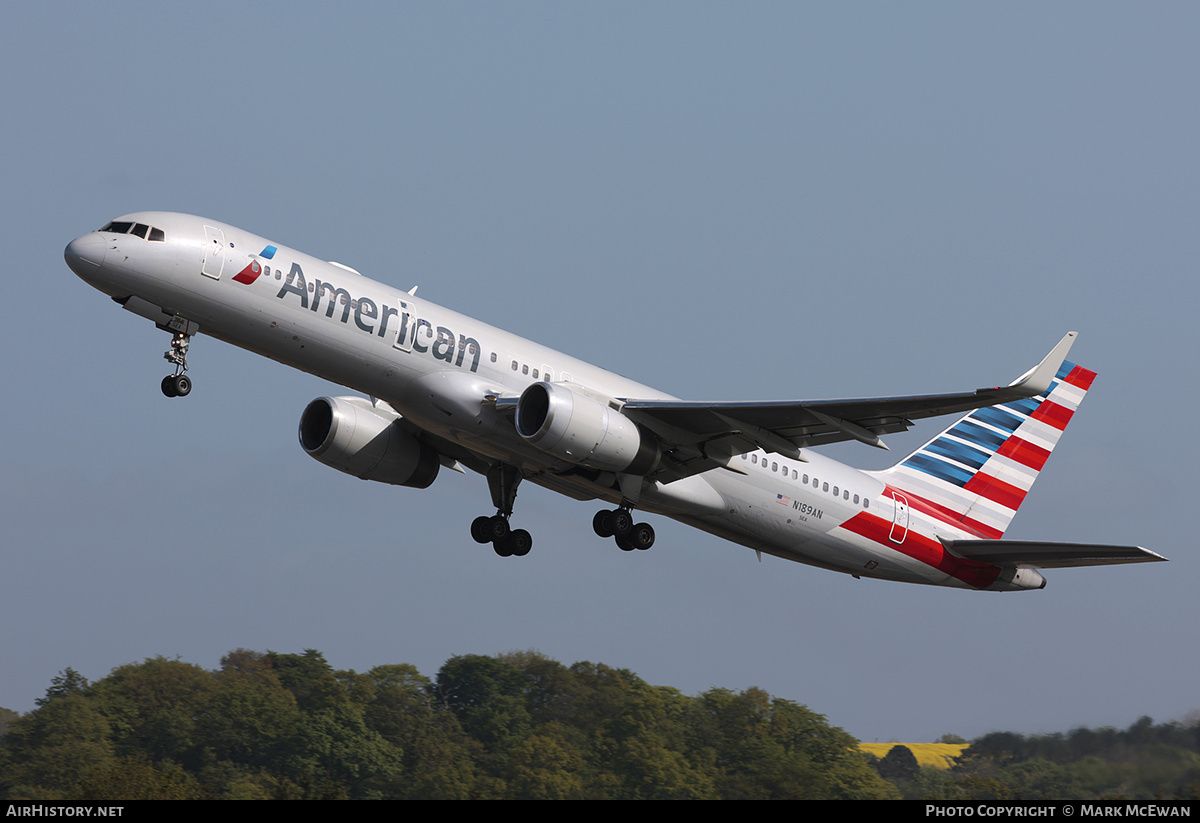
532,369,539,379
865,499,870,509
511,360,518,371
853,494,860,504
771,462,778,472
822,482,829,493
833,486,839,496
522,365,529,375
490,352,497,363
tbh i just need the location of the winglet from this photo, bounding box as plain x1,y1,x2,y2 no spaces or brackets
1001,331,1077,397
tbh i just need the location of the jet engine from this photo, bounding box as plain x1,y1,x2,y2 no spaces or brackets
298,396,440,488
515,382,658,473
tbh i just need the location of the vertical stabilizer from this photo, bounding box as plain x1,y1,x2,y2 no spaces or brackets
870,361,1096,538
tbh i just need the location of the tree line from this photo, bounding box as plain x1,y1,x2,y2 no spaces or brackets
0,649,896,799
5,648,1197,800
869,718,1200,800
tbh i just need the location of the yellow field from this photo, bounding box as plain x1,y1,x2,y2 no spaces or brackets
859,742,967,770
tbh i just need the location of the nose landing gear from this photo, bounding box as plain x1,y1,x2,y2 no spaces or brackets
161,332,193,398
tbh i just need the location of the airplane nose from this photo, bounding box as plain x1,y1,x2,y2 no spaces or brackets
64,232,107,275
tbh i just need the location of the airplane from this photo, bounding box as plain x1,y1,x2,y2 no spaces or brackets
65,212,1165,591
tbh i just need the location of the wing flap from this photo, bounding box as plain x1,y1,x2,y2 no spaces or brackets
942,538,1167,569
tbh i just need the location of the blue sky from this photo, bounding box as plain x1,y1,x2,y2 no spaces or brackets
2,2,1196,743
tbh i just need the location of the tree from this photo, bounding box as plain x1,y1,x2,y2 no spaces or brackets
0,694,115,800
877,744,921,783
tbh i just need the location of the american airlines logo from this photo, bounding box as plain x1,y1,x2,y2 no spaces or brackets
234,253,481,373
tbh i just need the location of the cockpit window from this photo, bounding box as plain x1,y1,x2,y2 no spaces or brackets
100,220,166,242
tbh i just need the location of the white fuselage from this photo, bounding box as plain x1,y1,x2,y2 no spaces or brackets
66,211,1017,590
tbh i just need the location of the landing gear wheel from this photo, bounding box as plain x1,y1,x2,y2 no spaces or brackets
161,375,178,398
615,534,636,552
471,516,493,544
507,529,532,557
485,515,510,542
610,508,633,537
172,374,192,397
593,510,615,538
493,539,514,558
629,522,655,551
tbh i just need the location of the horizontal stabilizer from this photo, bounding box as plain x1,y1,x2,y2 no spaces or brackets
942,538,1167,569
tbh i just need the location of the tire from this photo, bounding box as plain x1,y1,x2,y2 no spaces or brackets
161,375,178,397
509,529,532,557
486,515,510,541
173,374,192,397
611,509,633,537
615,534,635,552
630,522,655,550
593,510,615,538
471,516,493,544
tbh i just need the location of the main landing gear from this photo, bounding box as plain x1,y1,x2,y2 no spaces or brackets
468,464,657,557
160,332,193,398
592,507,656,551
470,465,532,557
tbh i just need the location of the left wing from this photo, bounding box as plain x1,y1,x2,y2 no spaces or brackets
621,332,1079,466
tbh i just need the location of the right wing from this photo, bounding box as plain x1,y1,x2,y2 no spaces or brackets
619,332,1079,477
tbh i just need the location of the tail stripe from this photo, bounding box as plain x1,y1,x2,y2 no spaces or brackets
1030,400,1075,430
871,360,1096,538
1064,364,1096,390
904,453,977,486
950,419,1007,451
925,437,992,470
996,437,1051,471
973,406,1024,434
963,472,1027,510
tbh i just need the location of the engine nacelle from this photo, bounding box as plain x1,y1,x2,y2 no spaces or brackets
515,382,658,473
298,396,440,488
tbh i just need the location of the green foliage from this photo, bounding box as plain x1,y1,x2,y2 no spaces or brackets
877,744,920,784
943,716,1200,800
0,693,114,800
7,648,1191,800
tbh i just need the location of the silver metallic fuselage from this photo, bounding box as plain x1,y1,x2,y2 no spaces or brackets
66,211,1025,590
